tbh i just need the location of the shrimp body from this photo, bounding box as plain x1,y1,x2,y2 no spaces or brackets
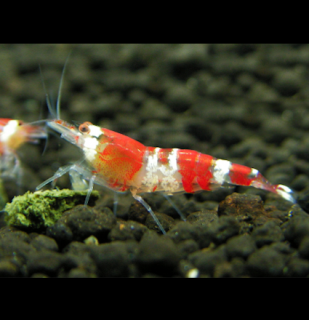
38,119,295,234
44,119,295,204
0,118,46,175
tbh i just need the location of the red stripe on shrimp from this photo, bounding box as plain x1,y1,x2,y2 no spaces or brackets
178,150,215,193
177,149,198,193
229,163,255,186
196,153,214,191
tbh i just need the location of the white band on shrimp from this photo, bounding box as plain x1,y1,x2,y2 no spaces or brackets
250,168,259,177
142,148,159,189
213,159,232,185
1,120,19,142
83,137,99,163
159,148,178,176
88,125,103,138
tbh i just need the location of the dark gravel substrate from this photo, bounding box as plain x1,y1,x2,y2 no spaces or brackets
1,44,309,277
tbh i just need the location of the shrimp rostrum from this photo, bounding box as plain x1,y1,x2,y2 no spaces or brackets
37,119,295,234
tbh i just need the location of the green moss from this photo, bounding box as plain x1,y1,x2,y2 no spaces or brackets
3,189,100,232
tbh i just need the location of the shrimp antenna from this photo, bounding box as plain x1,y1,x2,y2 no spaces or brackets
39,64,55,119
56,52,72,120
41,128,63,156
72,120,82,128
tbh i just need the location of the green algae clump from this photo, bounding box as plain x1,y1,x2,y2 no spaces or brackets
3,189,100,232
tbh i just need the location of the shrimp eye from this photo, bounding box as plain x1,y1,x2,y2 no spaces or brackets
79,123,90,134
18,120,24,126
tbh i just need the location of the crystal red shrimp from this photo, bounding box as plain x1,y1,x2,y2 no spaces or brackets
0,118,47,177
37,118,295,234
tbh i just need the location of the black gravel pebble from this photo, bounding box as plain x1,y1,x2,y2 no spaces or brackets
166,221,200,244
218,193,284,232
108,220,148,242
283,216,309,247
0,228,31,243
26,251,68,277
299,236,309,259
284,257,309,277
210,216,240,245
89,241,137,277
251,221,284,248
246,245,289,277
213,258,246,278
46,204,117,247
136,231,181,276
0,234,35,263
218,193,267,220
46,222,73,249
186,209,219,224
144,212,176,233
176,239,199,260
188,246,227,277
62,242,97,276
30,234,58,252
225,234,257,260
67,267,96,278
0,259,20,277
